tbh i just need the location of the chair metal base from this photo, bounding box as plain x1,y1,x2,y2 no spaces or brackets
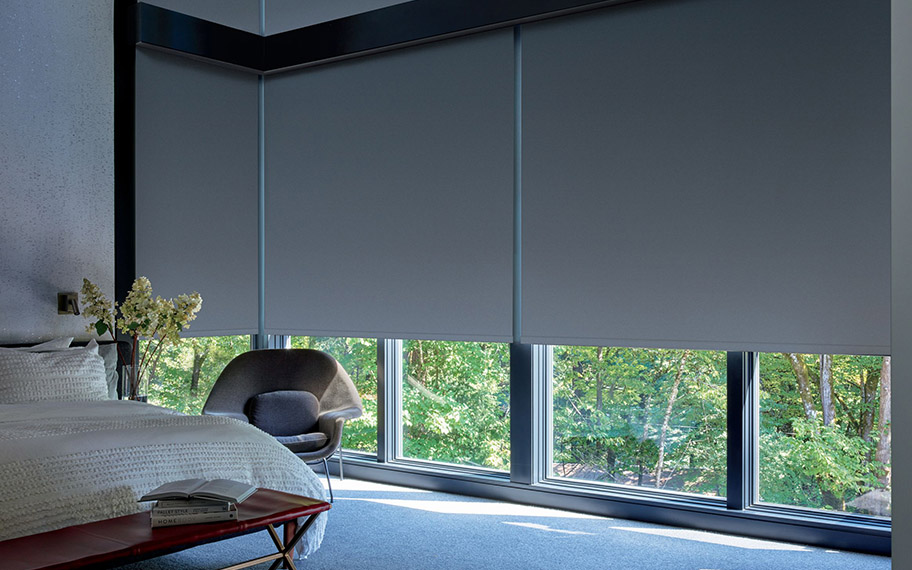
321,457,333,503
304,457,334,503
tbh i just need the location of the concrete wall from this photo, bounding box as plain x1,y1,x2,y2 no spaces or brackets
0,0,114,343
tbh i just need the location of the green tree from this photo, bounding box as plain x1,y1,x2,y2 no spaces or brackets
146,335,250,415
402,340,510,470
289,337,378,453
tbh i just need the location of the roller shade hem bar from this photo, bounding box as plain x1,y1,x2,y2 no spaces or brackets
265,329,514,344
178,328,259,338
519,336,891,357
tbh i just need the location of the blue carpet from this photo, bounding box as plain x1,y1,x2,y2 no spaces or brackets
116,479,890,569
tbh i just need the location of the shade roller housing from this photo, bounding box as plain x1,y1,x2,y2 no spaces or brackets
135,50,259,336
265,29,514,341
521,0,891,354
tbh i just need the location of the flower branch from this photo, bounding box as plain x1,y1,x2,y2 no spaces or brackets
80,277,202,400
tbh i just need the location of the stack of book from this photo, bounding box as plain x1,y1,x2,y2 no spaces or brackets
140,478,257,528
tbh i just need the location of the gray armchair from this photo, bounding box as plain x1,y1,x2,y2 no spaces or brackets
202,349,363,501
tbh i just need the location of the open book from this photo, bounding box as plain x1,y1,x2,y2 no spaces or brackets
139,478,257,504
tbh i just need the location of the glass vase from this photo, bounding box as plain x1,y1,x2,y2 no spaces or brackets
123,364,147,402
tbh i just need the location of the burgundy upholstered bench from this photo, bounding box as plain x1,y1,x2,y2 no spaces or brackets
0,488,330,570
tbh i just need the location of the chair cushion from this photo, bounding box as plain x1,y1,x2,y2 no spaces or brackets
247,390,320,437
274,432,330,454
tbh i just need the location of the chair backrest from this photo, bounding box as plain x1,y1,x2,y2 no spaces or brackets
202,349,362,421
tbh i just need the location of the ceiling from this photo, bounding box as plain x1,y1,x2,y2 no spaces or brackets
142,0,414,35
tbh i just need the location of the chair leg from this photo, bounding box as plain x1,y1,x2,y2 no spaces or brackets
322,457,333,503
337,447,344,481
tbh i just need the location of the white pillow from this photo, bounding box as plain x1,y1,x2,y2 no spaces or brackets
0,340,108,403
12,337,74,352
96,343,121,399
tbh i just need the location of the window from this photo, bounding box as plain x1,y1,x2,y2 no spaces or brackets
146,335,250,415
758,353,891,517
289,336,378,455
400,339,510,471
551,346,727,497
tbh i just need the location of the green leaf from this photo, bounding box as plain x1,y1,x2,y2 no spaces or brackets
94,321,108,336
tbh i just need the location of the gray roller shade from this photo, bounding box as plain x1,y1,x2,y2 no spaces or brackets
135,50,259,335
521,0,890,354
265,29,514,341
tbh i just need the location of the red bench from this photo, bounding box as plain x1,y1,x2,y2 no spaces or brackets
0,488,330,570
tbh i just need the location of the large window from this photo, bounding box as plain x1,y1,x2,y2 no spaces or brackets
401,340,510,471
290,336,378,455
758,353,891,517
551,346,727,497
146,335,250,415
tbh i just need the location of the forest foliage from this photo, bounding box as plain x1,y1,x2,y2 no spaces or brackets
145,336,890,517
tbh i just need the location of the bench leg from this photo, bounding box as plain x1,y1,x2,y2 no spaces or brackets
218,514,321,570
284,520,298,569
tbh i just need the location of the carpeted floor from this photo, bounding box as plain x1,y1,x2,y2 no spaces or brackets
117,478,891,569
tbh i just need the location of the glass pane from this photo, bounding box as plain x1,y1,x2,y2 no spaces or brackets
758,353,891,517
290,336,378,455
401,340,510,471
146,335,250,415
552,346,727,497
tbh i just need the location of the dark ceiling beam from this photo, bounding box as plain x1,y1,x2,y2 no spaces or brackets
135,0,638,74
265,0,636,73
136,3,265,72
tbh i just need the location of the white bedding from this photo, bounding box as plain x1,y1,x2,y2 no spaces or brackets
0,400,327,554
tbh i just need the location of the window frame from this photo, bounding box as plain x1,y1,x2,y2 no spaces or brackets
155,336,888,553
363,341,891,554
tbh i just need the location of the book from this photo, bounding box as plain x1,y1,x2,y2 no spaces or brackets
152,504,235,516
154,498,233,510
150,509,238,528
140,479,257,504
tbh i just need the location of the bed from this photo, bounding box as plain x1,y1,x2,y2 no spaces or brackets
0,339,327,557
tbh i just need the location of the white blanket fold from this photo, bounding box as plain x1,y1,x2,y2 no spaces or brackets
0,400,326,554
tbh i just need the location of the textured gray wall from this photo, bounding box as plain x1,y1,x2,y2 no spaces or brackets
0,0,114,343
893,0,911,562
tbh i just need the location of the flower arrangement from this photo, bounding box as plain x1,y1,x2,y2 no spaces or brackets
81,277,202,400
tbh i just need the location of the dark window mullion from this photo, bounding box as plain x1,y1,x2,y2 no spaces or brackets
509,342,534,484
727,351,758,509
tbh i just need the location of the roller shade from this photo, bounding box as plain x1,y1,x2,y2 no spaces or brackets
135,50,259,335
265,29,514,341
520,0,890,354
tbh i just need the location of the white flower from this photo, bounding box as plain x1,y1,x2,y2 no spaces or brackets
81,276,203,400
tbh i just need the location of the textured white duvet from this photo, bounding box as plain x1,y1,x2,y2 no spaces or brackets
0,400,327,554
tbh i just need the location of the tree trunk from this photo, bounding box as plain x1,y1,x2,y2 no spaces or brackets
655,350,691,488
190,343,209,395
819,354,835,426
785,353,818,422
406,340,428,385
860,368,879,442
636,395,652,486
595,347,604,412
875,356,891,487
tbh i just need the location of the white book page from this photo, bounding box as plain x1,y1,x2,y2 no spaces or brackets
140,478,206,501
193,479,256,503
